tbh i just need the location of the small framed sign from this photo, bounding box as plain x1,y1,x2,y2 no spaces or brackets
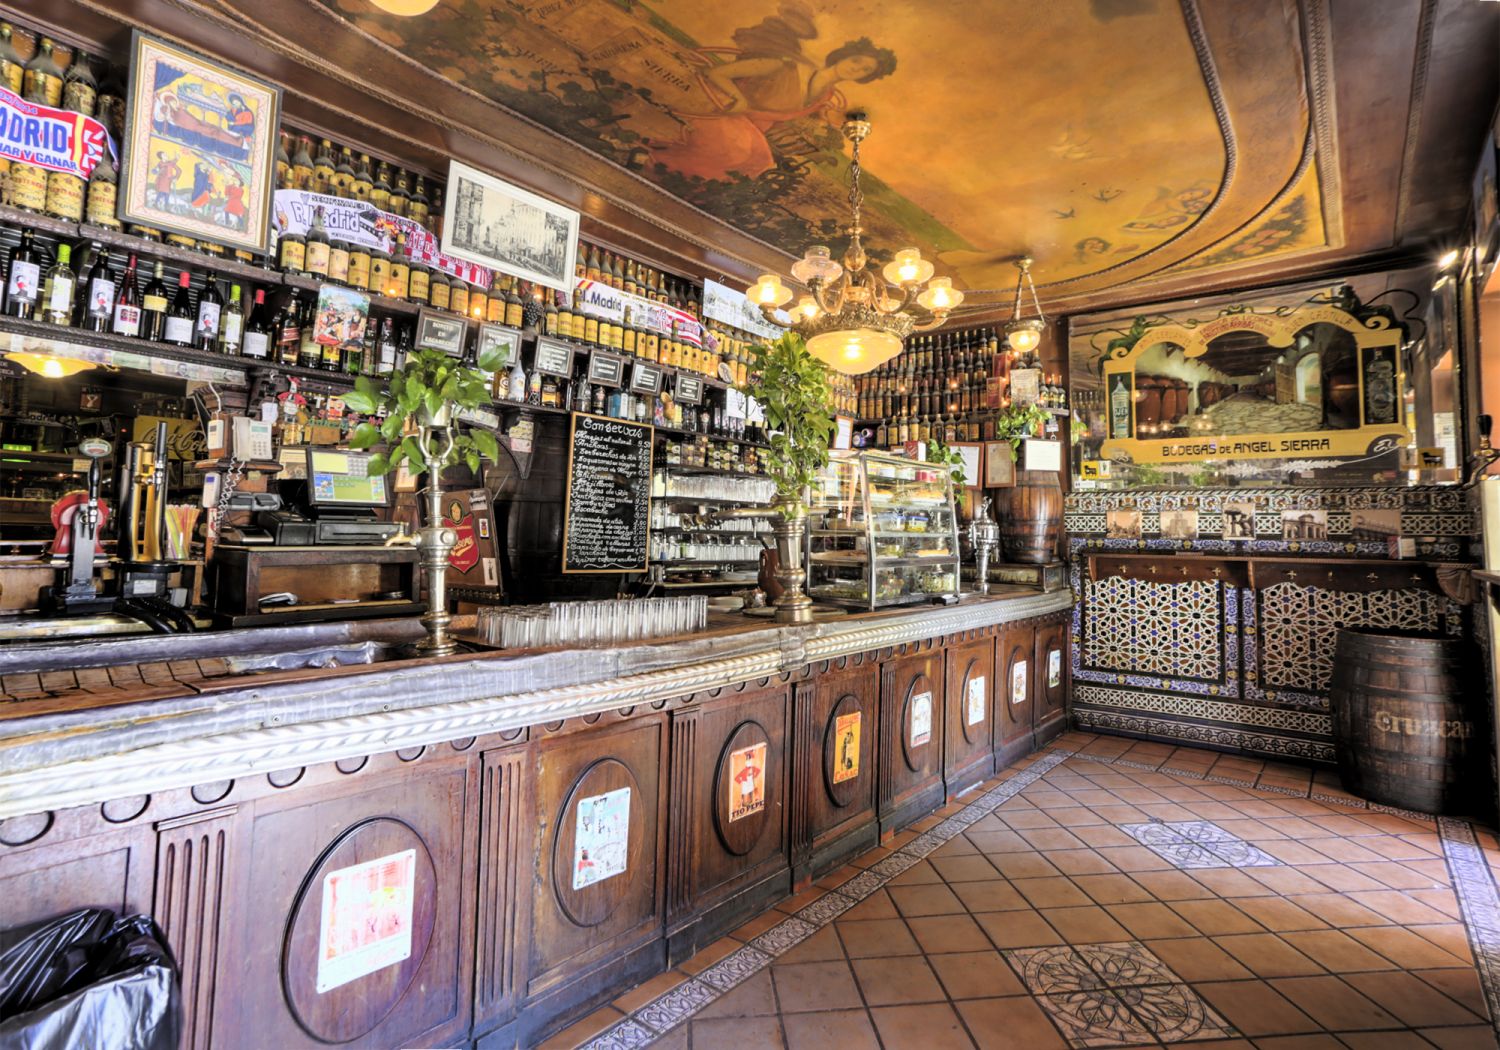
629,362,664,395
983,442,1015,487
1022,438,1062,472
675,374,704,405
415,308,469,357
532,337,575,378
475,322,521,372
833,416,854,450
588,350,625,388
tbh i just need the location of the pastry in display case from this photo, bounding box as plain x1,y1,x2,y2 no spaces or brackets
806,450,961,610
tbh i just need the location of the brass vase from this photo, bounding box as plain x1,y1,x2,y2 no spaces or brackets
416,412,459,656
770,500,814,624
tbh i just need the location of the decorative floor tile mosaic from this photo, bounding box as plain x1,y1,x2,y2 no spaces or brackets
553,734,1500,1050
1119,819,1282,869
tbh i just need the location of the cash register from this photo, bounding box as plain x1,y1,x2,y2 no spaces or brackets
254,448,403,546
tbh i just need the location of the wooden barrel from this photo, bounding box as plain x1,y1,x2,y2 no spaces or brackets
1329,629,1478,815
998,469,1062,564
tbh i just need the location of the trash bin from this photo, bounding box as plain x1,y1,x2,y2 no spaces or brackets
0,908,179,1050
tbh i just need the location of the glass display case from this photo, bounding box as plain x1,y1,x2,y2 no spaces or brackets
806,450,961,610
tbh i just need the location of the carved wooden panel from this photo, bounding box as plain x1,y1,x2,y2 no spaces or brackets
0,825,149,929
666,682,791,955
154,806,235,1050
944,636,996,795
1035,616,1069,743
792,661,878,875
475,745,530,1032
529,716,665,992
878,649,944,828
997,623,1038,768
222,760,471,1050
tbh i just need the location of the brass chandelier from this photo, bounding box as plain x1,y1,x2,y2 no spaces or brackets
747,113,963,376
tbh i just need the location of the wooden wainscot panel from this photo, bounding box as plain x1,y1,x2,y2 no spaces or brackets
877,648,946,838
790,660,880,883
524,715,667,1043
665,681,792,963
944,635,997,799
0,814,155,932
154,805,237,1050
216,753,475,1050
996,622,1038,770
472,741,533,1046
1034,614,1069,746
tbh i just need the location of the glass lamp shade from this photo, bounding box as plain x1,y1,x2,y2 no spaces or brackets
4,351,95,378
789,246,843,284
917,276,963,312
748,273,793,308
793,295,821,321
370,0,441,13
882,247,934,286
1005,318,1044,353
805,326,904,376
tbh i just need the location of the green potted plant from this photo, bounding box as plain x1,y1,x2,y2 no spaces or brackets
343,343,507,654
739,332,834,623
990,399,1062,566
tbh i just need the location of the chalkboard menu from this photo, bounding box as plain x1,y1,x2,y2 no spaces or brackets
562,412,654,573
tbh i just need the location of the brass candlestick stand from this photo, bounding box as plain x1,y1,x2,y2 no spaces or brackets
416,415,459,656
965,497,1001,596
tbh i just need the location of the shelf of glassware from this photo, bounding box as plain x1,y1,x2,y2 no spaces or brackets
804,449,961,611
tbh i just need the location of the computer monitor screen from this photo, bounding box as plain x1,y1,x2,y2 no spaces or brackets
308,449,389,507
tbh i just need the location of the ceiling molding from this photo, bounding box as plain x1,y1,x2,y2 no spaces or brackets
1393,0,1439,243
1301,0,1344,248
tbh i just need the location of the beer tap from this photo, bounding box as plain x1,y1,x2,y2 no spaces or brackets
965,497,1000,596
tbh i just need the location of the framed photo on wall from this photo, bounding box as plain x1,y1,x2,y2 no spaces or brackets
983,442,1015,487
119,32,282,255
440,160,579,292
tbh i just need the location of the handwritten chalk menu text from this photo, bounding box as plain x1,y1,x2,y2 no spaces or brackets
563,413,654,573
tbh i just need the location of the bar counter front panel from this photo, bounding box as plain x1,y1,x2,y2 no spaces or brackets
1066,485,1477,763
0,592,1069,1049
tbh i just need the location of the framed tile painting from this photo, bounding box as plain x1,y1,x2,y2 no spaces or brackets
119,33,282,254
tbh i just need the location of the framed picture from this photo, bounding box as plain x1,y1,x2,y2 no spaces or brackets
441,160,579,292
1159,507,1198,541
415,308,469,357
983,442,1015,487
950,441,983,487
833,416,854,450
475,322,520,372
119,33,282,255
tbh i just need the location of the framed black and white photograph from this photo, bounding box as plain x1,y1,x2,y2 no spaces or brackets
414,308,469,358
441,160,579,292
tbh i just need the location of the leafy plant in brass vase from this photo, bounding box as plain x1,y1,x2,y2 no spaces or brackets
993,401,1052,461
739,331,833,623
342,343,507,656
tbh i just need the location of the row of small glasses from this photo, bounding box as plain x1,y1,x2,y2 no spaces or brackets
478,594,709,649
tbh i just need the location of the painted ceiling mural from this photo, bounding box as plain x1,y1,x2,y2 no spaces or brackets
320,0,1330,295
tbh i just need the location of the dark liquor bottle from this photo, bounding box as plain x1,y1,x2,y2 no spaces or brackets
407,175,430,228
504,276,524,328
371,160,392,212
321,316,342,371
40,243,75,326
394,320,413,370
141,262,170,341
277,222,306,274
351,153,374,202
341,330,363,374
387,234,411,300
163,271,195,347
298,295,321,370
311,139,335,195
22,38,62,107
305,206,331,278
375,318,397,373
62,50,98,117
291,135,315,191
331,147,356,198
275,132,293,190
242,288,273,360
328,234,351,286
407,250,430,304
3,229,42,320
543,292,559,336
388,169,410,217
78,245,115,332
195,274,223,351
276,290,303,367
0,23,23,95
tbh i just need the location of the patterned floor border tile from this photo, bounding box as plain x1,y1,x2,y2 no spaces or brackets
576,747,1074,1048
1436,816,1500,1042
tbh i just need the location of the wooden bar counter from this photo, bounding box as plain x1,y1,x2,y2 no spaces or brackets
0,590,1070,1049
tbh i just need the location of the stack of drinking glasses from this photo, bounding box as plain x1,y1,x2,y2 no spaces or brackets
477,594,710,649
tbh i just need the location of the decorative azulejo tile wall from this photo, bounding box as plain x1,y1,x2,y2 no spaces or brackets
1065,485,1478,763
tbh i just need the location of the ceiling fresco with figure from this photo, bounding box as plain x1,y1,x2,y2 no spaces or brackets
320,0,1328,295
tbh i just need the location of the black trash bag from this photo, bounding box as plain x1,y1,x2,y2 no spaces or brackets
0,908,179,1050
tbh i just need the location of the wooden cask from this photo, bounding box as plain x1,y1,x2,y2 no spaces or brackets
1329,629,1477,815
998,469,1062,565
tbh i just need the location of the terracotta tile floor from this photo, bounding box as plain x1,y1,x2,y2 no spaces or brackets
541,733,1500,1049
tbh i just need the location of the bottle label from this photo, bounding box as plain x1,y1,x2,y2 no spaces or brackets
45,274,73,315
63,80,97,116
409,270,430,302
428,280,449,310
142,293,168,314
279,239,305,271
347,254,370,289
87,277,115,319
164,315,193,344
486,297,505,323
449,289,468,316
44,172,84,221
85,180,119,226
506,303,524,328
368,258,391,292
305,241,330,275
242,330,270,359
112,303,141,337
7,260,40,304
323,341,341,365
197,302,222,342
328,247,350,284
11,164,46,210
222,313,243,346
